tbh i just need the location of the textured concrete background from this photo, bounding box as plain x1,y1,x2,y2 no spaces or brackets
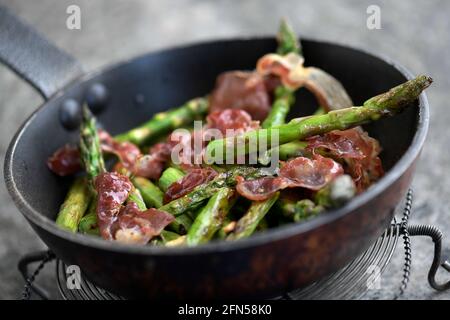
0,0,449,300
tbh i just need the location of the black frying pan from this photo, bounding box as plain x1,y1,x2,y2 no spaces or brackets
1,8,429,299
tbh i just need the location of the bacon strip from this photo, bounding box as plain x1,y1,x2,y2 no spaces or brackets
95,172,174,243
307,128,383,192
95,172,133,240
207,109,260,137
236,155,343,201
164,167,218,203
99,130,141,171
256,52,353,110
209,71,272,121
47,144,82,176
114,203,174,245
133,143,172,180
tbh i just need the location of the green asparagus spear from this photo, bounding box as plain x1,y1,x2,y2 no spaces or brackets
58,106,104,233
159,166,265,216
206,76,432,161
158,167,185,191
262,86,295,129
262,19,299,129
155,167,196,234
168,213,193,235
80,106,106,181
252,22,301,236
132,177,164,208
293,200,324,222
114,97,208,145
160,230,182,243
127,187,147,210
55,177,91,232
78,199,99,235
187,187,236,245
276,18,301,55
228,192,279,240
72,106,107,234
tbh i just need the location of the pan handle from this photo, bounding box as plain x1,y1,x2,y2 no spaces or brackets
0,7,83,100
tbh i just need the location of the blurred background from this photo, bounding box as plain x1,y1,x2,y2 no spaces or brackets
0,0,449,299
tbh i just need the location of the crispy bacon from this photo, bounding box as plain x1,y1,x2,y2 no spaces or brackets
257,52,306,90
257,53,353,110
236,176,289,201
209,71,272,121
134,143,172,180
236,155,344,201
164,167,218,203
307,128,384,192
47,144,82,176
306,129,367,159
47,130,142,176
95,172,133,240
99,130,141,170
279,155,344,189
207,109,259,136
113,203,174,244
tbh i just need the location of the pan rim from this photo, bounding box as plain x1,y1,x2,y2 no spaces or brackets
4,36,429,256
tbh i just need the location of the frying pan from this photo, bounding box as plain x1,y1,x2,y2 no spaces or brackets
1,8,429,299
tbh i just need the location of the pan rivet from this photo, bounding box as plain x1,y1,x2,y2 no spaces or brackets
86,83,109,114
134,93,145,106
59,99,82,130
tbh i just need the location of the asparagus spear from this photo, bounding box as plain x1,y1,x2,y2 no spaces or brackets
114,97,208,145
78,199,99,235
262,86,295,129
292,199,324,222
158,167,185,191
228,192,279,240
187,187,236,245
168,213,193,235
159,166,265,216
243,20,301,237
132,177,164,208
80,106,106,181
156,167,196,234
127,187,147,210
276,18,301,55
261,19,299,129
57,106,104,233
55,177,91,232
206,75,432,161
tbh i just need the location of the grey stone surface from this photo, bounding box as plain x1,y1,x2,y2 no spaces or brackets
0,0,449,300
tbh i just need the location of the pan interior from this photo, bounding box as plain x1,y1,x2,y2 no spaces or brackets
7,38,418,222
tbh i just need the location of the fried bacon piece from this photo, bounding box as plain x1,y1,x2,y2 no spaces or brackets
164,167,218,203
114,203,174,245
236,176,288,201
209,71,272,121
99,130,141,171
48,129,174,180
236,155,343,201
95,172,133,240
47,144,82,176
257,52,352,110
306,128,384,192
206,109,259,136
133,143,172,180
95,172,173,243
